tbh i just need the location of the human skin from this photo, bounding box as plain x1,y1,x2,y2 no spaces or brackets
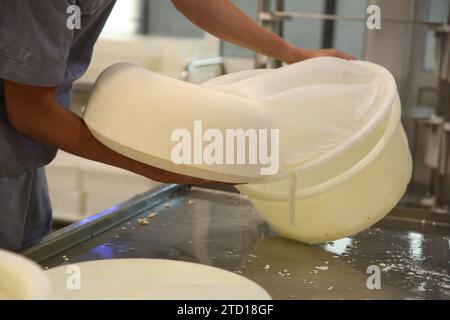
4,0,354,184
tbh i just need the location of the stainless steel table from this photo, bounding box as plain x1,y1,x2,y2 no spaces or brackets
23,185,450,300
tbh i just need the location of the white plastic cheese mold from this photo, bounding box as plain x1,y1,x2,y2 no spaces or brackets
84,57,412,243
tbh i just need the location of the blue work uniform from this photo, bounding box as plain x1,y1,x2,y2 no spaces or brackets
0,0,116,251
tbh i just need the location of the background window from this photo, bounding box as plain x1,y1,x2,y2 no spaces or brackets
221,0,326,58
333,0,368,59
99,0,372,61
220,0,367,60
101,0,204,38
147,1,203,37
102,0,142,36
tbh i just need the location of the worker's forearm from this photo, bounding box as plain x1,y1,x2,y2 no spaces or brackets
4,80,220,184
173,0,298,63
5,94,208,184
22,103,179,182
27,103,146,175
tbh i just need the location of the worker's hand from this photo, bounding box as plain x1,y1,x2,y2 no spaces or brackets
283,46,356,64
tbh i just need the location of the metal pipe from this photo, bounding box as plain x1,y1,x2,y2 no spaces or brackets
448,4,450,25
275,0,285,38
322,0,337,49
272,0,285,68
255,0,275,69
258,0,271,13
139,0,151,34
263,10,445,27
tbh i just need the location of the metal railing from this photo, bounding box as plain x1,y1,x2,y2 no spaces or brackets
255,0,445,68
180,57,226,83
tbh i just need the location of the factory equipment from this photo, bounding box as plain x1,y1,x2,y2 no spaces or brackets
412,24,450,211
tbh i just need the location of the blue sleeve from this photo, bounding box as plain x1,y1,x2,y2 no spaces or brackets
0,0,74,87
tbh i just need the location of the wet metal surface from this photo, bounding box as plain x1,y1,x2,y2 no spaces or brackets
25,186,450,300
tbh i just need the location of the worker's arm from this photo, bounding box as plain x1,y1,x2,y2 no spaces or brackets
171,0,355,63
4,81,213,185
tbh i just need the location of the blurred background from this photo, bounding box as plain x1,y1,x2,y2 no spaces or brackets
48,0,450,224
